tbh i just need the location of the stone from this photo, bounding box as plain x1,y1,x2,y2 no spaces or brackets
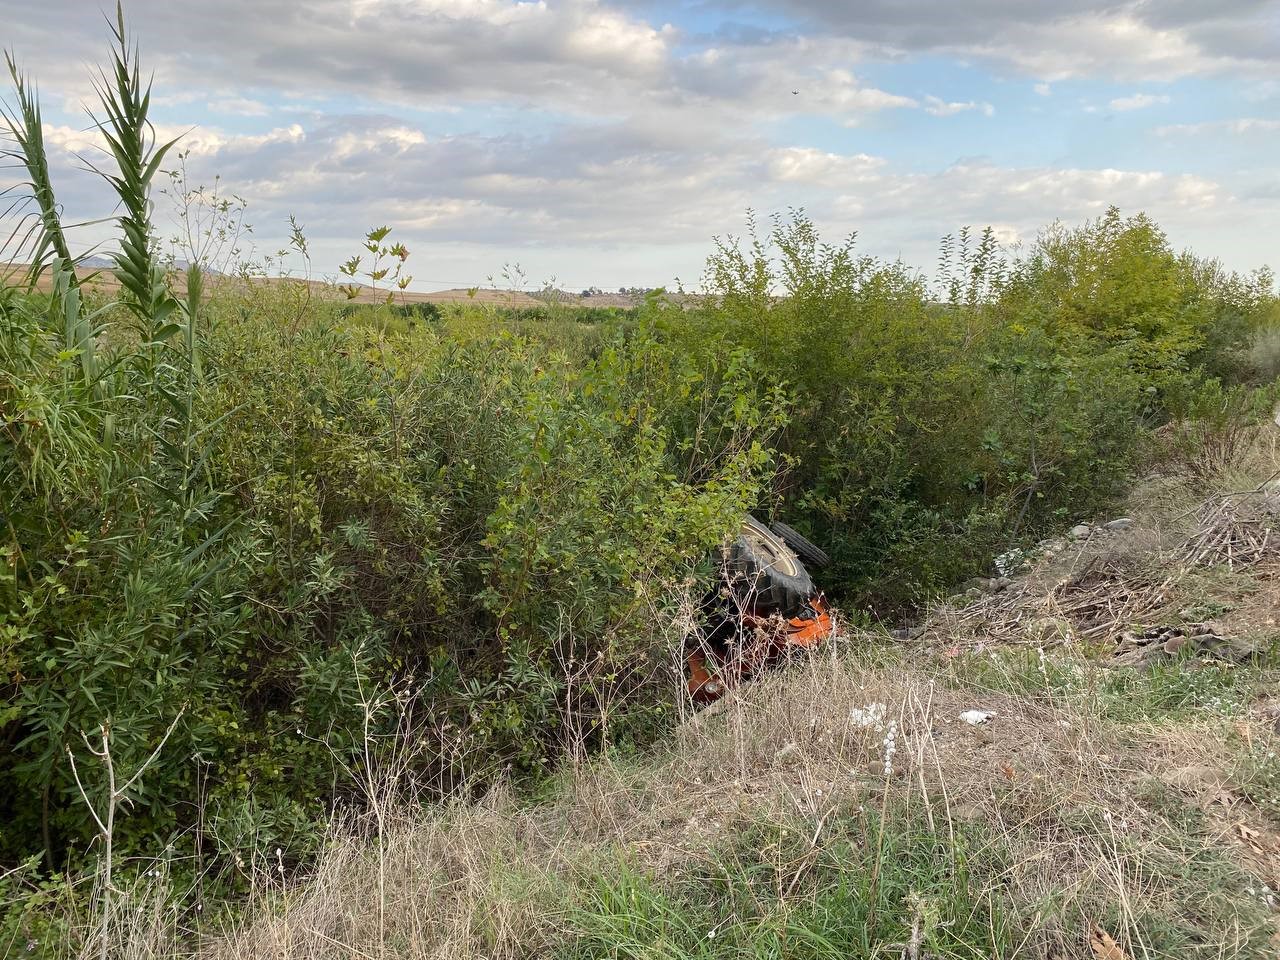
1104,517,1135,532
1112,623,1261,669
1161,634,1189,655
1068,524,1093,540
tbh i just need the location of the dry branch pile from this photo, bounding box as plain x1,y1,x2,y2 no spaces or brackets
920,478,1280,654
1178,482,1280,570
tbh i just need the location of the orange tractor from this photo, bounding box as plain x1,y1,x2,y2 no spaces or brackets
685,517,834,705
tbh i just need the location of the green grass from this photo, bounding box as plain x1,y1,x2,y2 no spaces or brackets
939,644,1271,723
564,809,1016,960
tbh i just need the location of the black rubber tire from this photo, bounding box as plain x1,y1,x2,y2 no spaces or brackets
769,520,830,568
722,517,816,615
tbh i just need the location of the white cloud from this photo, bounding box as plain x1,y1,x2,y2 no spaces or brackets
1108,92,1171,111
731,1,1279,82
208,97,272,117
1157,117,1280,136
1034,82,1052,96
43,111,1265,286
923,96,995,117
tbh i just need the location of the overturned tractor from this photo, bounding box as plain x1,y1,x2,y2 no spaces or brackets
685,517,834,705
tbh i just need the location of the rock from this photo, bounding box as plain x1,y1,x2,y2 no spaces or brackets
992,577,1012,593
1104,517,1135,532
1112,623,1262,669
1161,634,1189,655
1068,524,1093,540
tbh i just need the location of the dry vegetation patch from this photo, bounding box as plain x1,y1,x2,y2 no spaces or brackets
184,637,1280,960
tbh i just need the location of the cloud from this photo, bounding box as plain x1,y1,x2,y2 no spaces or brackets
36,106,1268,289
923,96,995,117
708,0,1279,81
1156,117,1280,135
1108,92,1172,111
1034,82,1052,96
208,97,272,117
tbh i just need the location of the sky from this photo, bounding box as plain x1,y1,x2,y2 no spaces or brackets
2,0,1278,292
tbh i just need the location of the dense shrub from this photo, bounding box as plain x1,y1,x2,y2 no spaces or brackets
652,210,1276,605
0,284,780,871
0,24,779,880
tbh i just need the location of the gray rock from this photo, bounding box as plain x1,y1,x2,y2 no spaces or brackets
1111,623,1261,669
1068,524,1093,540
1104,517,1135,532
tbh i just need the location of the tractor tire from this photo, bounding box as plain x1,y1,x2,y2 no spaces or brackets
723,517,816,615
769,520,830,569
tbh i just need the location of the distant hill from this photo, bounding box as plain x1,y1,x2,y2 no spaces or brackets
2,263,690,310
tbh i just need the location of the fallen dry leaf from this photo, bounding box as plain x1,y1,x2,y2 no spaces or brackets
1089,925,1130,960
1235,822,1272,857
998,761,1017,781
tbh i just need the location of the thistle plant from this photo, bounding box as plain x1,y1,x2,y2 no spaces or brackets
339,226,413,304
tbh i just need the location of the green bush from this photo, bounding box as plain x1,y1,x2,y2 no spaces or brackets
652,210,1274,606
0,22,779,882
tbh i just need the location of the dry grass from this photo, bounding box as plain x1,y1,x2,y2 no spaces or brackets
923,425,1280,655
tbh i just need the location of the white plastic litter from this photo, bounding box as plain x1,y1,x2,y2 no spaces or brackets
959,710,994,725
850,703,887,729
